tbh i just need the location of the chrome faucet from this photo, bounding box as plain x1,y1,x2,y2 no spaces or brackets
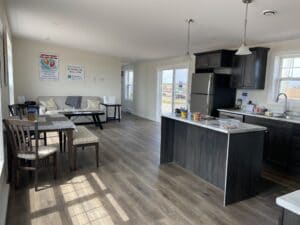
275,93,288,115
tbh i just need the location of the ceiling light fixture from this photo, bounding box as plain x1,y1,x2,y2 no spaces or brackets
263,10,277,16
185,18,194,57
236,0,252,55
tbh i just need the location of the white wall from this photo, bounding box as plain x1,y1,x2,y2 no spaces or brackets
236,38,300,112
132,56,195,121
13,38,122,102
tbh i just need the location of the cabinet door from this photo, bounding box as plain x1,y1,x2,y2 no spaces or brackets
196,55,209,69
243,51,256,88
244,116,292,167
290,125,300,172
173,121,187,167
208,53,222,68
230,56,244,88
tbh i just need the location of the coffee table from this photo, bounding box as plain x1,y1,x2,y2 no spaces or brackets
60,110,105,129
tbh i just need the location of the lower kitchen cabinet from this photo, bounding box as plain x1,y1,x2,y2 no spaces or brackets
243,116,300,174
244,116,293,168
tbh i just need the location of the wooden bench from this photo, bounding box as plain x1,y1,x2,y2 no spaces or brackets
72,126,99,169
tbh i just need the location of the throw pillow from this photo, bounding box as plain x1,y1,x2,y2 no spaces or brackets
40,98,58,111
86,99,100,110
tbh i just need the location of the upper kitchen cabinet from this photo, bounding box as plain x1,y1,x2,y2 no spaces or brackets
231,47,270,89
194,50,235,71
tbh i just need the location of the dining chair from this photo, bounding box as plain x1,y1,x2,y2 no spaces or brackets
8,104,48,146
4,118,58,191
8,104,24,118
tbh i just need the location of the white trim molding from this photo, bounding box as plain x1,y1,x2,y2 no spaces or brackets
0,161,9,225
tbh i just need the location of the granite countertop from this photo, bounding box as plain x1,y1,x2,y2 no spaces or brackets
276,190,300,215
162,113,266,134
218,109,300,125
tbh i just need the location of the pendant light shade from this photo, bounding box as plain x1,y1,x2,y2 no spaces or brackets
236,44,252,55
236,0,252,55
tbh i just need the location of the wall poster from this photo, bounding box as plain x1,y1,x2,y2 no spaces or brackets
67,64,85,80
39,53,59,80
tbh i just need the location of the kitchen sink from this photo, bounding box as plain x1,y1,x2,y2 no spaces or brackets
272,112,300,120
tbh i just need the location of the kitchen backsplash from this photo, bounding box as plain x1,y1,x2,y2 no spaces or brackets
236,89,300,113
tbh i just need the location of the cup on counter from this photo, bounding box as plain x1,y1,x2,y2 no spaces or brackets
193,112,202,121
175,108,181,117
181,110,188,119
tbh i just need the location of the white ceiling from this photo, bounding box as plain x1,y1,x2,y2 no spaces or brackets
5,0,300,62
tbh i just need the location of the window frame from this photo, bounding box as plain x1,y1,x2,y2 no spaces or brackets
274,54,300,102
124,70,134,101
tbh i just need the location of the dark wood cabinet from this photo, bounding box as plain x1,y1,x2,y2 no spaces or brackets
173,121,187,167
194,50,235,71
219,112,300,172
244,116,292,167
231,47,269,89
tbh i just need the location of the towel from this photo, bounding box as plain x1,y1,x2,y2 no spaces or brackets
65,96,82,109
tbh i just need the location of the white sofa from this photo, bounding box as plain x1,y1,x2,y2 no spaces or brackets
37,96,107,122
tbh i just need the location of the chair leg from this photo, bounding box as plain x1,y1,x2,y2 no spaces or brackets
35,160,39,191
43,132,47,146
96,143,99,168
63,134,66,152
74,147,77,170
53,153,57,179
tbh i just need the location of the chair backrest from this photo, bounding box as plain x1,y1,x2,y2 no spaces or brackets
4,118,39,159
8,104,22,117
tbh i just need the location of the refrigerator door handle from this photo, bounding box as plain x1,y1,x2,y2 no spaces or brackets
206,95,211,115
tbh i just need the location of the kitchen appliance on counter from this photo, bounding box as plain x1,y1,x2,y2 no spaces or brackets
190,73,236,117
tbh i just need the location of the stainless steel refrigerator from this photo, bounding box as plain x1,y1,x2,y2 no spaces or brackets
190,73,236,116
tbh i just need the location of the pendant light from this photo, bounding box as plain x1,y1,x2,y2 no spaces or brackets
185,18,194,57
236,0,252,55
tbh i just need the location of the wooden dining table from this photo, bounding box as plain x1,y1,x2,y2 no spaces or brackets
34,114,76,171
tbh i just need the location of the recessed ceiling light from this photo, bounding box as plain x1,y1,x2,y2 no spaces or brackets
263,10,278,16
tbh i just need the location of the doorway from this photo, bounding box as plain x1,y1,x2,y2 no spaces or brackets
159,68,189,116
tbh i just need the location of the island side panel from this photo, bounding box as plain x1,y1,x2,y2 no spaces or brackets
160,117,175,164
282,209,300,225
224,131,265,206
162,117,228,190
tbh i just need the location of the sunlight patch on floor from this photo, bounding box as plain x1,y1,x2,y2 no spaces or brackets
90,172,107,191
106,194,129,222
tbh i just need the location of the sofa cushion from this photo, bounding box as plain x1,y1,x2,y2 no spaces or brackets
40,98,58,111
86,99,101,110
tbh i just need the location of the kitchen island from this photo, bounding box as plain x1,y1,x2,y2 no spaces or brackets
160,114,267,206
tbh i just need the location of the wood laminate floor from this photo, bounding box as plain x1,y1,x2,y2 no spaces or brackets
6,114,300,225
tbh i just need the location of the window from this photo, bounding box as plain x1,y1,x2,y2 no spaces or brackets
277,56,300,100
124,70,134,100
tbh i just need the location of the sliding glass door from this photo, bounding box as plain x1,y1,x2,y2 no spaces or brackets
160,68,188,115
